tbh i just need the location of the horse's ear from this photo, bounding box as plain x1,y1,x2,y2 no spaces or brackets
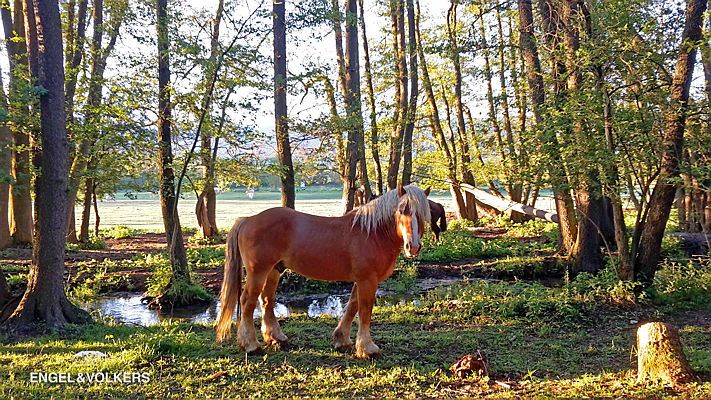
424,187,431,196
397,182,405,197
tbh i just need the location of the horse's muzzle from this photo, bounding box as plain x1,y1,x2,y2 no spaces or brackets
404,243,421,258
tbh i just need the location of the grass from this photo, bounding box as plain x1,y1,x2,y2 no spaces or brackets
0,273,709,399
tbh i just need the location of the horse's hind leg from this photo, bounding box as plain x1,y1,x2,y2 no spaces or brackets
333,283,358,352
260,268,289,348
238,267,269,354
355,279,380,359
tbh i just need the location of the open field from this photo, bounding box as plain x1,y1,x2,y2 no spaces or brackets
77,189,455,231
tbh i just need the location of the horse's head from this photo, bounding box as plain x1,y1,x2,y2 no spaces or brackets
395,183,430,258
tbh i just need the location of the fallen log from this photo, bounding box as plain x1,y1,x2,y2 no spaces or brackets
459,183,559,223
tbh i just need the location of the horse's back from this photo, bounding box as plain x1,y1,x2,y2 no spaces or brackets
237,207,358,280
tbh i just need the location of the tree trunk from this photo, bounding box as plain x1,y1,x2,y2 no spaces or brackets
0,124,11,249
415,0,468,219
62,0,88,243
447,3,477,222
273,0,295,209
66,0,123,243
358,0,383,196
92,183,100,236
196,0,224,238
634,0,706,283
341,0,370,212
400,0,418,186
386,0,407,190
4,0,90,329
1,0,32,245
157,0,190,287
637,322,697,385
533,0,578,255
562,0,602,274
79,176,93,241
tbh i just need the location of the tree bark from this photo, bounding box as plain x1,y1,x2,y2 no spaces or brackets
341,0,370,212
65,0,123,243
562,0,603,274
0,124,11,249
1,0,33,245
534,0,578,254
273,0,295,209
157,0,189,285
637,322,697,385
5,0,90,329
400,0,418,185
195,0,224,238
634,0,706,283
79,176,93,241
447,2,477,221
358,0,383,196
386,0,407,190
415,0,468,219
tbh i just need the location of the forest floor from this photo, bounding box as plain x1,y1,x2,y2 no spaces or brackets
0,219,710,398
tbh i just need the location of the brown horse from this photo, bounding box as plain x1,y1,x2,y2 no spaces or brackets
216,184,431,358
428,199,447,241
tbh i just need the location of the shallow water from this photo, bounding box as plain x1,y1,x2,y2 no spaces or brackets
82,277,462,326
81,293,351,326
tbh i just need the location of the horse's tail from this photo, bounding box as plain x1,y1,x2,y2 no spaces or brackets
439,210,447,233
216,217,247,343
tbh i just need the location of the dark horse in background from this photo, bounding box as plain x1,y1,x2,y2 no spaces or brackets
428,199,447,241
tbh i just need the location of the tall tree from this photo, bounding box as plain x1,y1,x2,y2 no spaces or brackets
415,0,468,219
195,0,224,238
358,0,383,195
67,0,125,243
341,0,371,212
155,0,192,305
561,0,603,273
4,0,89,329
400,0,418,185
1,0,33,245
274,0,295,208
447,2,477,221
634,0,707,282
386,0,407,189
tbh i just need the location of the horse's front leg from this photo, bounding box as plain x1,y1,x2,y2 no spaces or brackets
260,268,289,348
333,283,358,352
355,279,380,359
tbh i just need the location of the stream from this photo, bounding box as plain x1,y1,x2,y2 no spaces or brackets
81,277,461,326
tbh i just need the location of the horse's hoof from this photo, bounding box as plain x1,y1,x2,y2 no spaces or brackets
245,346,263,356
355,343,381,359
334,342,354,353
268,338,290,351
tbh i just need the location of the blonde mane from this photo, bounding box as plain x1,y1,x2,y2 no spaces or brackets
352,185,431,234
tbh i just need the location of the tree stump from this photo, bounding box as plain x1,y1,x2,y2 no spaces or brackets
637,322,697,385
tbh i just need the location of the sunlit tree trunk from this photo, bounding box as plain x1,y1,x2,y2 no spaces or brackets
447,3,477,221
400,0,418,186
358,0,383,196
5,0,90,329
386,0,407,189
274,0,295,208
634,0,707,282
1,0,33,246
157,0,189,282
196,0,224,238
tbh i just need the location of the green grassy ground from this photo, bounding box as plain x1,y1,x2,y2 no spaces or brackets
0,277,709,399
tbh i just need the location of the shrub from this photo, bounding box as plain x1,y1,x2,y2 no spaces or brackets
651,259,711,310
102,225,137,239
